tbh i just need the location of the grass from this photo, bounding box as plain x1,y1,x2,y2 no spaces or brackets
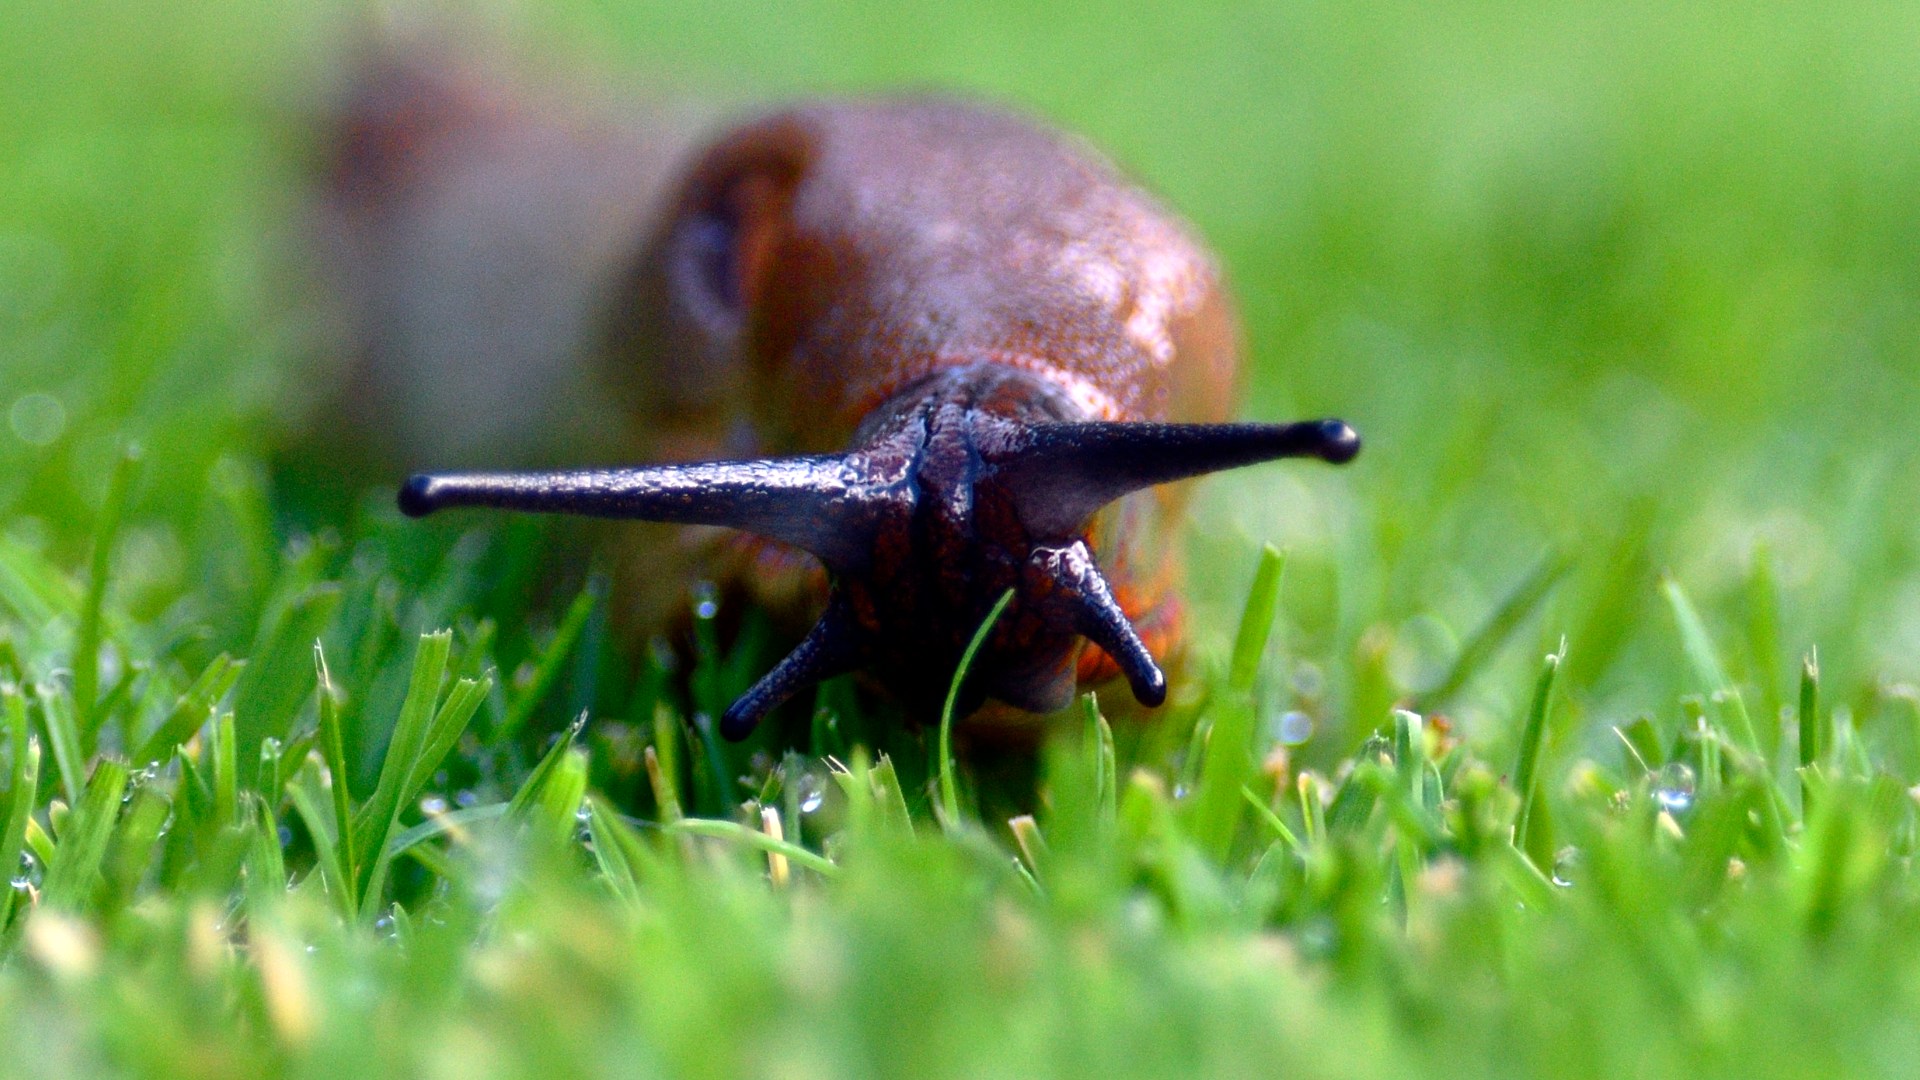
7,0,1920,1076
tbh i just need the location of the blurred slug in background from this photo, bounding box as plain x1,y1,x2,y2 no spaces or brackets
301,40,1359,741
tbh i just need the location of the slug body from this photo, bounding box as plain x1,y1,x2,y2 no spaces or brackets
398,98,1359,738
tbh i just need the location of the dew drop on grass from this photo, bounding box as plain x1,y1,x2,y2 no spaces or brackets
1552,846,1581,888
12,850,40,890
1653,763,1696,814
420,795,449,815
798,773,825,815
455,790,478,808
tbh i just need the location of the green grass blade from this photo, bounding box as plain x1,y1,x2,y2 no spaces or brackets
1327,735,1392,836
1190,549,1288,861
1662,575,1786,848
867,754,914,833
938,588,1015,829
1228,544,1287,693
0,533,71,629
313,642,356,897
584,797,648,905
497,584,597,738
1661,576,1761,755
0,686,41,929
134,652,242,766
72,442,141,736
286,763,353,920
211,711,238,827
1512,642,1564,867
101,781,169,915
508,717,585,822
1799,649,1821,816
35,682,86,806
245,793,287,917
401,675,493,805
1241,786,1301,852
669,818,839,877
231,582,341,757
353,630,451,872
1083,693,1117,826
385,803,510,861
40,757,130,913
528,747,589,851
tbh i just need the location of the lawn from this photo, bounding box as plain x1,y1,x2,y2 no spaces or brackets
5,0,1920,1076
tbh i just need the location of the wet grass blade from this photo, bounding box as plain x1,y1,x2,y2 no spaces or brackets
1662,575,1785,848
40,757,129,913
313,643,356,905
584,797,648,905
0,687,41,929
101,782,168,915
1661,576,1761,756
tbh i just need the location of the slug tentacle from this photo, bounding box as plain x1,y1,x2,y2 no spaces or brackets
399,456,885,570
1027,541,1166,708
720,590,866,739
990,419,1361,538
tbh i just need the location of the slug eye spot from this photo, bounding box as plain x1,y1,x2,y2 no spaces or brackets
669,200,745,333
669,170,793,339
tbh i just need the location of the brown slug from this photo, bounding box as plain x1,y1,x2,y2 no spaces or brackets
390,97,1360,740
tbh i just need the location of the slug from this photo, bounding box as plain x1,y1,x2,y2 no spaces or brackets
392,97,1360,739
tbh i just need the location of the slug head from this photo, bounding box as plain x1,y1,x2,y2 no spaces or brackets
399,365,1358,739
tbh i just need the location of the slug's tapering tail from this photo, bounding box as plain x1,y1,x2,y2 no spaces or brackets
399,415,1359,739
